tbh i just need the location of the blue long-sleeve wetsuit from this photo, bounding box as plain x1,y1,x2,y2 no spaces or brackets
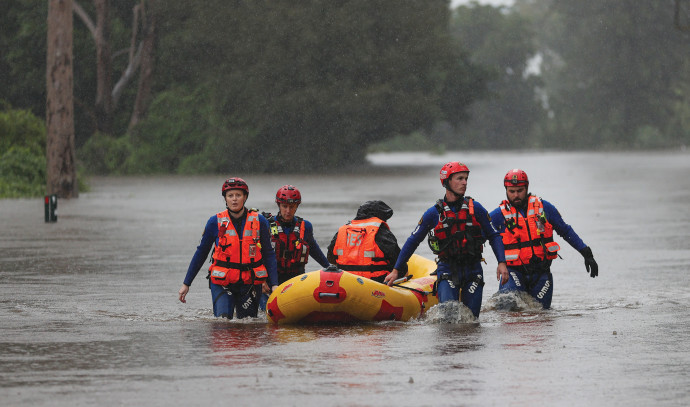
183,210,278,318
489,197,587,308
394,197,506,318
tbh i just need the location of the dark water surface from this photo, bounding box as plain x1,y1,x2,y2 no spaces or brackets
1,151,689,406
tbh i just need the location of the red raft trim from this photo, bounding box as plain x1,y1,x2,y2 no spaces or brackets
266,296,286,323
373,299,404,321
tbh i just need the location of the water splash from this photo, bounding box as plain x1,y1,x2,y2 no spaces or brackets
484,291,544,312
424,301,478,324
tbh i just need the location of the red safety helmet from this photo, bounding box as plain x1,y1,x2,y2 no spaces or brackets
504,169,529,187
221,177,249,196
275,185,301,204
440,161,470,186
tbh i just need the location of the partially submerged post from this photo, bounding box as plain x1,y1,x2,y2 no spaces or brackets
44,195,58,223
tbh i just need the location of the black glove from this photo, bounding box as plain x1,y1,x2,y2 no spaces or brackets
580,246,598,278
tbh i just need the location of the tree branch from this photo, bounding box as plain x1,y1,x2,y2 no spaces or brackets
72,1,96,39
111,41,143,109
111,3,143,109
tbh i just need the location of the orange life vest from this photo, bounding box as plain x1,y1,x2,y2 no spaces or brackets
428,198,484,263
209,209,268,285
265,214,310,274
332,217,391,279
499,195,560,266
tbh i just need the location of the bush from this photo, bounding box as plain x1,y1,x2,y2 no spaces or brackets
0,146,46,198
78,132,132,175
0,106,47,198
0,106,45,155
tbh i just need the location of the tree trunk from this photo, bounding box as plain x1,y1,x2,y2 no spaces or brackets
46,0,78,199
129,0,157,130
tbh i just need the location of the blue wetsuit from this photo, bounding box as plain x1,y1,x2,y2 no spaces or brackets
183,210,278,319
489,197,586,309
394,197,506,318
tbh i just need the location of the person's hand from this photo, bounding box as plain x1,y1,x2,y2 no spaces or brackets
271,285,278,293
496,262,509,285
178,284,189,303
383,269,400,286
580,246,598,278
262,282,271,294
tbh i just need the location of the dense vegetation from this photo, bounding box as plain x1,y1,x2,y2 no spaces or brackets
1,0,689,197
0,106,46,197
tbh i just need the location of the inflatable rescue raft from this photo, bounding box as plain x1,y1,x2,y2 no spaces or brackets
266,254,438,324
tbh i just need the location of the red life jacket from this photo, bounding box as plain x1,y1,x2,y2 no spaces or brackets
499,195,560,266
265,214,310,274
209,209,268,285
427,198,484,263
332,217,391,279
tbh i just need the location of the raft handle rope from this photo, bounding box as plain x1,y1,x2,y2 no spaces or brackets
392,283,432,296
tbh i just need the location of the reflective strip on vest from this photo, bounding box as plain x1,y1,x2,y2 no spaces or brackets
352,221,382,228
226,230,237,236
244,230,253,237
336,249,344,256
505,253,519,261
363,250,376,258
527,196,537,215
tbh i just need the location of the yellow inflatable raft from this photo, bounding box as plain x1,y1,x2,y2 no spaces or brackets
266,254,438,324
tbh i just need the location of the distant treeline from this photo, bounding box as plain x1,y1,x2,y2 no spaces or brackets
2,0,689,182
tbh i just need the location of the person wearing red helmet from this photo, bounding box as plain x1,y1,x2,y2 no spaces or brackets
259,185,330,309
489,169,598,309
388,162,508,319
178,177,279,319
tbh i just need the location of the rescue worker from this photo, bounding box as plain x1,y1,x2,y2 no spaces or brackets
389,162,508,319
259,185,330,309
327,200,407,284
178,177,278,319
490,168,598,308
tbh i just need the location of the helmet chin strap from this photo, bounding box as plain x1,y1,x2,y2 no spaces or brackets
445,181,464,200
227,205,245,215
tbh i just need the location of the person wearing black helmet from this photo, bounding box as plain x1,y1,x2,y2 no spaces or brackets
178,177,278,319
490,169,598,309
389,162,508,319
327,200,407,283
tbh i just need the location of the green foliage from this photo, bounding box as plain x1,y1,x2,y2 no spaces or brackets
368,132,437,153
0,105,46,155
536,0,690,149
449,2,545,149
0,146,46,198
122,85,213,174
78,132,132,175
0,1,47,119
151,0,487,172
0,106,46,197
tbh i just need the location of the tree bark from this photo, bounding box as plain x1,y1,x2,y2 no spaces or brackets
47,0,78,199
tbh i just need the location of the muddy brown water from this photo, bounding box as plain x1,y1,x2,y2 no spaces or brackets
1,151,689,406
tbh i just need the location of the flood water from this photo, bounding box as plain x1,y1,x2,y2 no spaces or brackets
1,151,689,406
